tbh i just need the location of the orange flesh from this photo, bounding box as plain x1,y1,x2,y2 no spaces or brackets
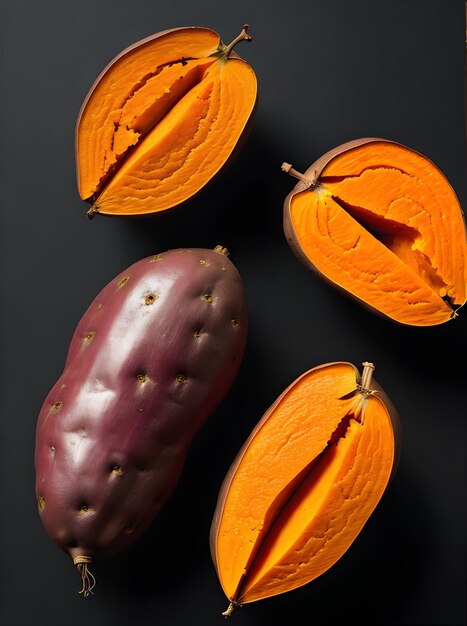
213,363,395,603
240,396,394,602
289,142,467,326
76,28,257,214
94,60,256,215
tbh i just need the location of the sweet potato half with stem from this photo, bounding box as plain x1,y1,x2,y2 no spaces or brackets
211,361,401,615
35,246,247,596
282,138,467,326
76,25,257,218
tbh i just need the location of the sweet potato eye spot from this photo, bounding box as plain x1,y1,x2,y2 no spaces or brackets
84,331,96,342
52,401,63,412
50,445,56,452
79,504,91,514
230,318,239,326
202,292,213,303
144,292,157,305
193,330,202,338
176,373,187,383
111,465,123,475
136,373,149,384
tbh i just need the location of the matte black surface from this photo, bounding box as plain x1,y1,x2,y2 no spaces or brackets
1,1,466,625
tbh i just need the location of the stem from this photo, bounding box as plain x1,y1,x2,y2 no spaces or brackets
352,362,376,423
214,245,229,256
360,362,375,392
281,162,317,189
87,204,99,220
224,25,252,56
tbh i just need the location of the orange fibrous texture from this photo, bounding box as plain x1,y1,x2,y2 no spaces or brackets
211,363,396,605
288,142,467,326
76,28,257,215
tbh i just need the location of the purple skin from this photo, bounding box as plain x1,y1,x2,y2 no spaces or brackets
35,247,247,568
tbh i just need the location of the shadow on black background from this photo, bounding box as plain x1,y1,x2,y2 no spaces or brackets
118,123,290,255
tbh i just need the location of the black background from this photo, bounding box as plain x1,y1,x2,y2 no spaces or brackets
1,1,466,625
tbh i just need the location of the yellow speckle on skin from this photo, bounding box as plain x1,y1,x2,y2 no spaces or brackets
149,254,164,263
112,465,123,475
38,496,45,511
118,276,130,288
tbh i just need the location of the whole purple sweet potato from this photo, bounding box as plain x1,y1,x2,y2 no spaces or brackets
35,245,247,595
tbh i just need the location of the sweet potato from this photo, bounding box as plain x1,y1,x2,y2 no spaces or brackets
211,362,401,615
35,245,247,595
76,26,257,218
282,138,467,326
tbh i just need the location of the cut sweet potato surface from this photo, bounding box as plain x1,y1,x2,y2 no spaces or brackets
94,59,256,215
77,28,220,201
287,141,467,326
76,26,257,216
212,363,397,605
240,396,394,603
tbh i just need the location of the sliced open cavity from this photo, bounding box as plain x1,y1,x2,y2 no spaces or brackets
85,58,216,200
231,410,358,602
327,194,450,301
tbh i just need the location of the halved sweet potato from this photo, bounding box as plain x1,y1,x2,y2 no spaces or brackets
210,362,401,614
76,26,257,217
282,138,467,326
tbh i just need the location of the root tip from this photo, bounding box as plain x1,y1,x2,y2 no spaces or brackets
73,555,96,597
222,601,238,618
